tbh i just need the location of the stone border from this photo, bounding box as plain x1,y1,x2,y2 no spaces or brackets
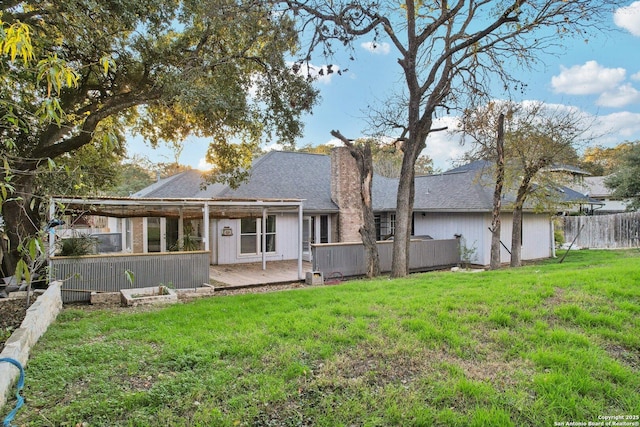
120,286,178,307
0,282,62,410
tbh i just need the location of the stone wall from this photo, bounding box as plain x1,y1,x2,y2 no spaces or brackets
0,282,63,410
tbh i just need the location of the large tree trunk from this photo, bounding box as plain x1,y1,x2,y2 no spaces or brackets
359,151,380,278
510,182,531,267
391,138,423,278
330,131,380,277
490,113,505,270
1,174,40,277
510,205,523,267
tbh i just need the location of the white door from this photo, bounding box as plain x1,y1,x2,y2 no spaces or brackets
302,216,315,261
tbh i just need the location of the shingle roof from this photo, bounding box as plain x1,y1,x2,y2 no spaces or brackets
413,170,495,211
133,170,208,198
579,176,612,198
197,151,338,212
133,151,596,213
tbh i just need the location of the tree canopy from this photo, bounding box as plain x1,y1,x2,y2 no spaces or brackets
277,0,625,276
0,0,317,274
580,142,635,176
459,100,594,266
605,142,640,211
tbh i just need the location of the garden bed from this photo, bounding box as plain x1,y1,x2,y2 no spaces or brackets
0,294,41,353
120,286,178,307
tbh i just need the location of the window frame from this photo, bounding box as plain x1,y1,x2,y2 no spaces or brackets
239,215,277,255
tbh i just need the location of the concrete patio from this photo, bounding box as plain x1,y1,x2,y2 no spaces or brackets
209,260,313,287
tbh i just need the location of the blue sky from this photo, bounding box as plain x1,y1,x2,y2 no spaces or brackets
127,1,640,172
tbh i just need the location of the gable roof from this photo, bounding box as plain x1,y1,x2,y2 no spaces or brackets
133,151,597,213
579,176,612,198
133,170,213,198
134,152,339,212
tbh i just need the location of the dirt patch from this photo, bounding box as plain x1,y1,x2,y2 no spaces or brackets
0,297,34,352
212,282,307,296
605,343,639,372
543,287,566,308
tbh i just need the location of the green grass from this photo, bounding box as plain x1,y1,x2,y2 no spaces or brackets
4,249,640,426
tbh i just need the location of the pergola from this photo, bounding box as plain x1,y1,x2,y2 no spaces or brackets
50,196,306,279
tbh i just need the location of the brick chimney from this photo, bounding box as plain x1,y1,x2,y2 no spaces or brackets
330,147,363,242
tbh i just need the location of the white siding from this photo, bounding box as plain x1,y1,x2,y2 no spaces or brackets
413,212,487,265
521,213,553,261
413,212,552,266
214,213,299,265
216,218,237,264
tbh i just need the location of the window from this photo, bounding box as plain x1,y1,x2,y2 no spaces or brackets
147,217,161,252
320,215,329,243
390,213,396,236
240,215,276,254
263,215,276,252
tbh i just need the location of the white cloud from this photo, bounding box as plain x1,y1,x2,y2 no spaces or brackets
595,111,640,140
632,71,640,81
291,61,340,85
597,83,640,108
614,1,640,36
425,116,466,170
361,41,391,55
197,157,213,171
551,61,626,95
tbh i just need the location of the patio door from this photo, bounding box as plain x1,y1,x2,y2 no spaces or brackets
302,216,315,261
147,218,161,252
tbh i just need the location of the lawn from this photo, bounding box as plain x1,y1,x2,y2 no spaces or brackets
4,250,640,426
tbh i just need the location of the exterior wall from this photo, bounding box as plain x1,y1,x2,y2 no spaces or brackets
595,198,629,213
331,147,363,242
215,212,300,264
413,212,552,266
521,213,553,261
413,212,488,265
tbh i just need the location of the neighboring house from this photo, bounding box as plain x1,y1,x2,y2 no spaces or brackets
56,148,596,267
577,175,629,214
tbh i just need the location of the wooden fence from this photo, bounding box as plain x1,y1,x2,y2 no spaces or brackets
50,251,211,303
312,238,460,277
563,212,640,249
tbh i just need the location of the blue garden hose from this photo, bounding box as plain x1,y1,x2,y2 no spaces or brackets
0,358,25,427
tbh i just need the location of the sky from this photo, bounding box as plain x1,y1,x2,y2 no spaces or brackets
127,1,640,173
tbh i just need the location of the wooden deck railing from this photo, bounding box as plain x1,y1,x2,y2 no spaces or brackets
311,238,460,277
50,251,210,303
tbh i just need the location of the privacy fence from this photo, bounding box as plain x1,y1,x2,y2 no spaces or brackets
50,251,210,303
312,238,460,278
563,212,640,249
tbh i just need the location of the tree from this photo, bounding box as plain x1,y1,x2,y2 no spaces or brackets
278,0,625,277
460,101,591,267
297,141,434,177
605,142,640,211
35,142,126,198
1,0,317,274
109,160,156,197
503,102,591,267
330,132,380,277
459,102,509,269
372,146,434,178
580,142,634,176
